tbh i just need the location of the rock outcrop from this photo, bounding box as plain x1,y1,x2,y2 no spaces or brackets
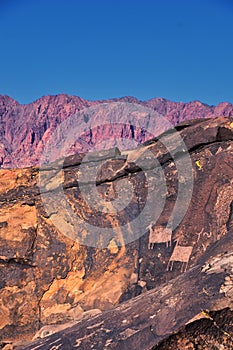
0,116,233,348
1,94,233,168
18,232,233,349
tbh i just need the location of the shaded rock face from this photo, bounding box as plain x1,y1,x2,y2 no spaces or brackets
1,94,233,168
0,116,233,348
153,308,233,350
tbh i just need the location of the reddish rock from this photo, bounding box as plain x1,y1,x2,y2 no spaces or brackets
0,116,233,348
1,94,233,168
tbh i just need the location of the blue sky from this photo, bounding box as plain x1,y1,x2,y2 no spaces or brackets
0,0,233,105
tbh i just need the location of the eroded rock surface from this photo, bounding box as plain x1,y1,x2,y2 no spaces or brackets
0,116,233,348
18,231,233,349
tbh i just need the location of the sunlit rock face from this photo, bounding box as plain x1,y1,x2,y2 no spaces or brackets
0,116,233,349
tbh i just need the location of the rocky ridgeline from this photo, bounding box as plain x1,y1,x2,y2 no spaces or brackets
0,94,233,168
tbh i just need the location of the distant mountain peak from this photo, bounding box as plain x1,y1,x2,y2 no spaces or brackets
0,94,233,168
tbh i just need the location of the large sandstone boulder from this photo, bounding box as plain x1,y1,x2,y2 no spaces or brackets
0,116,232,348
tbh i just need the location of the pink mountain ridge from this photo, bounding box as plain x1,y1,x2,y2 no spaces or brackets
0,94,232,168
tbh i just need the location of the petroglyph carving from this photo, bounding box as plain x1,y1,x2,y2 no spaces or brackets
203,231,212,239
147,223,172,249
197,228,204,242
167,240,193,272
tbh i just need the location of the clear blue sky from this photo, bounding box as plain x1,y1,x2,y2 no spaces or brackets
1,0,233,105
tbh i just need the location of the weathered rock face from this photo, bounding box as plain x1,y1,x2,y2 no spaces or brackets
0,116,233,348
153,308,233,350
1,94,233,168
17,232,233,349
